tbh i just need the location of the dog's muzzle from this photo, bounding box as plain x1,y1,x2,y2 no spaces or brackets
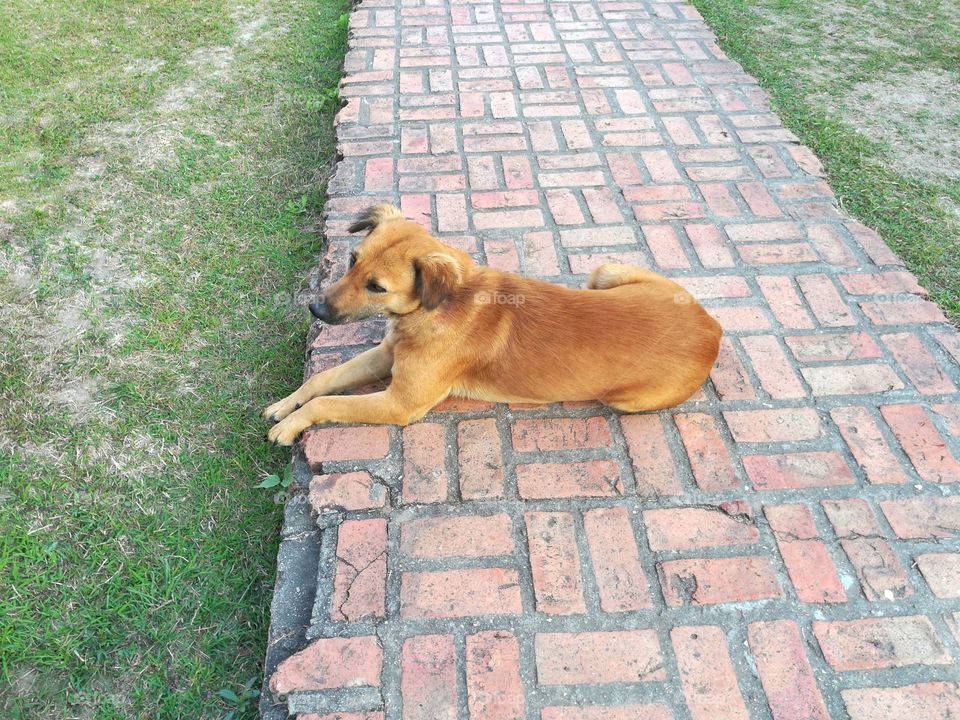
309,299,340,323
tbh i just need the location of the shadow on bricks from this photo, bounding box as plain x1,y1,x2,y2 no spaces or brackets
260,0,960,717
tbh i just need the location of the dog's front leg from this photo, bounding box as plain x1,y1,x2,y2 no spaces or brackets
263,340,395,422
267,386,445,446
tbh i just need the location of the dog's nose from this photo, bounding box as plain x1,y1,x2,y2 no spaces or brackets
309,299,333,321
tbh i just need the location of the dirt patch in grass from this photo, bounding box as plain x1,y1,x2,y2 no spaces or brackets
825,68,960,182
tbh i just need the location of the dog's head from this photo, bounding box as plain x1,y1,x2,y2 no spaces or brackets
310,205,472,324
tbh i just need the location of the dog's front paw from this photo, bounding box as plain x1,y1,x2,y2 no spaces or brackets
263,395,300,423
267,414,308,446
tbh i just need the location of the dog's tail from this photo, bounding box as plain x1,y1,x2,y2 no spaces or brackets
587,263,661,290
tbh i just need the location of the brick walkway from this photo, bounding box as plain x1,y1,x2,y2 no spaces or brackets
260,0,960,717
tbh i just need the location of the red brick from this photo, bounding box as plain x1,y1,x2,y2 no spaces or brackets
710,336,757,401
915,553,960,598
541,706,671,720
883,332,956,394
310,472,389,513
881,404,960,484
725,221,802,243
830,406,910,484
765,504,847,603
402,423,447,503
269,636,382,696
738,242,817,265
474,208,543,230
723,408,822,442
401,635,457,720
674,412,740,491
644,225,690,268
582,187,624,223
400,513,514,559
658,556,781,606
796,273,855,327
559,225,634,247
839,270,927,297
747,621,830,720
785,331,882,362
535,630,665,684
466,631,525,720
522,231,561,276
747,145,790,178
842,682,960,720
545,188,585,225
880,496,960,539
303,427,391,466
814,616,952,671
300,713,382,720
471,190,539,209
606,152,643,187
645,506,759,551
740,335,806,398
620,414,685,497
640,150,682,182
757,275,815,329
437,193,468,232
484,238,521,272
743,451,854,490
458,418,505,499
623,184,691,202
861,299,947,325
525,512,586,615
511,416,612,452
707,305,771,332
822,498,913,601
400,568,522,619
807,224,858,266
685,223,735,267
364,157,394,191
737,181,781,216
568,251,646,274
516,460,624,499
662,116,699,145
671,626,750,720
633,202,705,222
583,507,652,612
699,182,741,217
801,363,904,396
331,518,387,622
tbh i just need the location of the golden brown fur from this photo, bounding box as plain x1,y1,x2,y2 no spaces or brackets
264,205,722,445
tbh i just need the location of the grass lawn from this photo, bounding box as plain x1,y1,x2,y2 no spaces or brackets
0,0,349,716
692,0,960,319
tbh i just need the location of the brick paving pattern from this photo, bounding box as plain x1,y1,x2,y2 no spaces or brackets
260,0,960,717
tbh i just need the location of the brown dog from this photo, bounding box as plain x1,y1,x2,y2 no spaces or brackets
264,205,721,445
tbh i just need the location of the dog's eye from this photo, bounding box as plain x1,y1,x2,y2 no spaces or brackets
366,280,387,294
349,252,358,269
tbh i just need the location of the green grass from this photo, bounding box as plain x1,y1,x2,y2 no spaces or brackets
692,0,960,319
0,0,349,717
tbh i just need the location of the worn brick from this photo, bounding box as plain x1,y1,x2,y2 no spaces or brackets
516,460,624,499
401,635,458,720
785,331,882,362
270,636,382,696
535,630,666,684
583,507,652,612
331,518,387,622
303,426,391,466
658,556,781,606
620,414,685,496
880,404,960,484
402,423,448,503
512,416,613,451
645,506,759,551
842,682,960,719
743,451,854,490
747,621,830,720
400,514,514,559
880,496,960,539
671,626,750,720
541,706,672,720
525,512,586,615
830,406,910,484
466,632,525,720
400,568,522,619
883,332,956,395
458,418,505,499
801,363,904,396
674,412,740,490
310,471,389,513
740,335,807,398
814,616,952,670
915,553,960,598
765,504,847,603
723,408,822,442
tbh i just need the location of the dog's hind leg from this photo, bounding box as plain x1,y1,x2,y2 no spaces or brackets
263,340,395,422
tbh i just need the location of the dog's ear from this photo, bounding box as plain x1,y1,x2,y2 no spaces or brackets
414,253,462,311
348,204,404,234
